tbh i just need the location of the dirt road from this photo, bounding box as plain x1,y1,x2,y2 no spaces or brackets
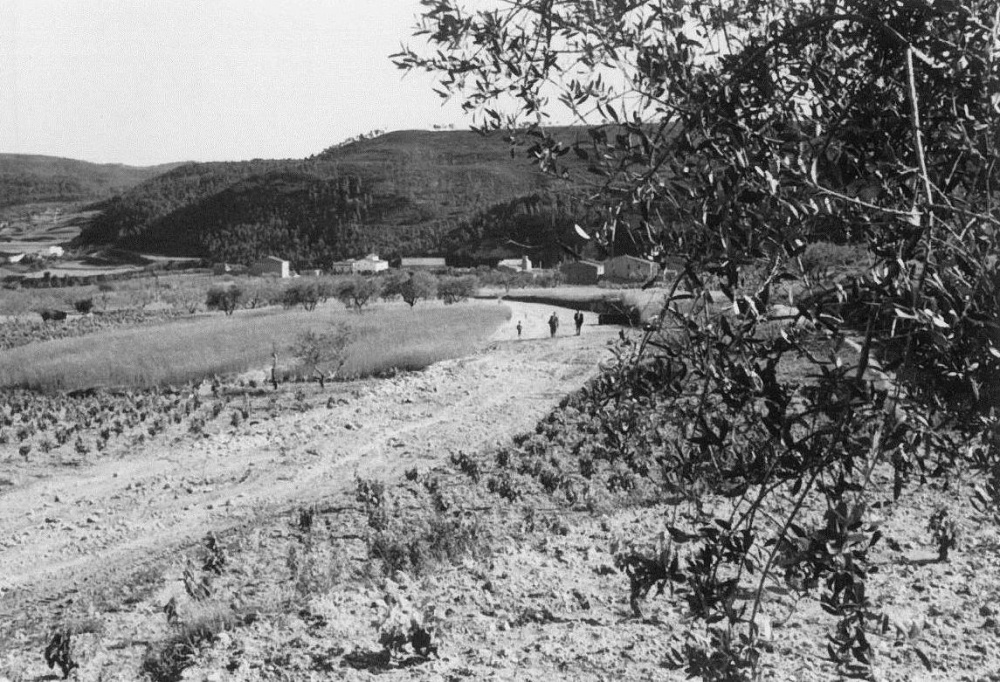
0,302,620,643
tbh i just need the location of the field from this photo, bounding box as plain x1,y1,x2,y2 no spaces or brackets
0,301,510,392
0,265,993,682
1,301,995,682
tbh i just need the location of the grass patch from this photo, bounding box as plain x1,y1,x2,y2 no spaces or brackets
0,302,510,392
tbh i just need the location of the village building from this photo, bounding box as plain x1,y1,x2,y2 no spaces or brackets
399,257,446,270
213,262,249,276
329,260,354,275
249,256,291,278
604,255,659,282
352,254,390,274
45,245,64,258
560,259,605,285
497,255,533,273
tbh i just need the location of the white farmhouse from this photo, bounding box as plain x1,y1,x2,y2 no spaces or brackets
352,254,389,274
249,256,291,278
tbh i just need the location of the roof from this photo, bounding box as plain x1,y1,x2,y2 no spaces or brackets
607,254,656,264
400,257,446,266
259,256,289,264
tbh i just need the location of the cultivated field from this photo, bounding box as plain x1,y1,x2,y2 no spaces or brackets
0,301,510,392
1,265,993,682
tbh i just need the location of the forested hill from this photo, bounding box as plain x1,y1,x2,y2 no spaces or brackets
74,129,603,268
0,154,182,208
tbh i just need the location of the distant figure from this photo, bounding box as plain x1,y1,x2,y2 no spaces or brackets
271,352,279,391
548,312,560,337
574,310,584,335
516,320,523,338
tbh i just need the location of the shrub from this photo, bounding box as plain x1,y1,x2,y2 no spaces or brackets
379,270,410,302
292,323,353,388
242,279,285,309
39,309,67,322
205,285,243,315
438,275,478,304
401,271,438,307
338,276,382,313
282,281,322,311
74,299,94,315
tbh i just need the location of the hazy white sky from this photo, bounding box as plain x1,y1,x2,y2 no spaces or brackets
0,0,474,165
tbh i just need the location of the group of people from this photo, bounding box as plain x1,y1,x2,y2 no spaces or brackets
516,309,585,338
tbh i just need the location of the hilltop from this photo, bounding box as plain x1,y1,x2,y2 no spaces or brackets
73,129,608,268
0,154,183,209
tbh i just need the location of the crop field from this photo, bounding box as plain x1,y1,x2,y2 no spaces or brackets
0,301,510,392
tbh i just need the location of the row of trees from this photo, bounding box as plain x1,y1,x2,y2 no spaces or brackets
205,272,480,316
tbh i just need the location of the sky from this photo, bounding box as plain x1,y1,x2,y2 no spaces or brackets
0,0,476,166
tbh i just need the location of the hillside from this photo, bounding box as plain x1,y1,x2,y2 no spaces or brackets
0,154,182,208
74,129,606,268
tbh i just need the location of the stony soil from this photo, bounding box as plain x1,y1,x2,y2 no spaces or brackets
2,301,999,682
0,302,619,680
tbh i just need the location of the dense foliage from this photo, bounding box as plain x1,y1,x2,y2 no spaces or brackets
0,154,178,208
74,131,598,268
397,0,999,678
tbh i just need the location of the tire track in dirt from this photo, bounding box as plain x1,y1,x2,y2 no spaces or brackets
0,302,620,635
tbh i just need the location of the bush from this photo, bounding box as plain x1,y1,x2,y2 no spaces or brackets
242,279,285,309
338,276,382,313
380,271,410,302
438,275,478,304
39,309,67,322
282,281,322,311
205,285,243,315
74,299,94,315
292,323,352,388
401,271,438,307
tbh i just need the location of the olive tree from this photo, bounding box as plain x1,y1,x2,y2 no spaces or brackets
401,271,439,307
397,1,999,677
293,323,352,389
205,284,243,316
338,276,382,313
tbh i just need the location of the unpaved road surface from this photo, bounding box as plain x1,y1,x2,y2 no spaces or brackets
0,302,619,641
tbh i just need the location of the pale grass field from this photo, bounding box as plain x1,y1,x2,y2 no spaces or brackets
0,302,510,392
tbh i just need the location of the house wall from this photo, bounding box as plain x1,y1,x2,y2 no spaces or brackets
605,256,658,281
560,261,603,285
400,258,446,269
352,260,389,274
250,259,290,277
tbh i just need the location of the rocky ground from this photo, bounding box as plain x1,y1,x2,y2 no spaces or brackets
2,301,999,681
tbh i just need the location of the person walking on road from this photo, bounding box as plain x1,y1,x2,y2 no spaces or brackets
548,312,560,337
516,320,523,338
574,310,584,335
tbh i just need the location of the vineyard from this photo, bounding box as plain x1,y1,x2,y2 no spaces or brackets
0,301,618,680
2,317,996,680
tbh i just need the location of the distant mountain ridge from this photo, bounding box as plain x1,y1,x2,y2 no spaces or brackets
74,129,606,268
0,154,184,208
